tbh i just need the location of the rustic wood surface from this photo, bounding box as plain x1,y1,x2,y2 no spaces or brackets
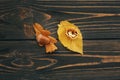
0,0,120,80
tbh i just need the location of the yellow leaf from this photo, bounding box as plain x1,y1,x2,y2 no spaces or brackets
57,21,83,54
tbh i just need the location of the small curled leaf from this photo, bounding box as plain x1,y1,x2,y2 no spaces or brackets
33,23,57,53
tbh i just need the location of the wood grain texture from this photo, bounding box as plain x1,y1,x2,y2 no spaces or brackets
0,0,120,80
0,0,120,40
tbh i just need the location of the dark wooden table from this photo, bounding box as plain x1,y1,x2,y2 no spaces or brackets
0,0,120,80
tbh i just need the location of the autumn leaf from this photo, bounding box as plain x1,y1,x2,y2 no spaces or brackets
33,23,57,53
57,21,83,54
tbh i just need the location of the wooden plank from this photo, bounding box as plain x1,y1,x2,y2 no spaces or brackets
0,40,119,70
0,40,120,80
0,1,120,39
0,18,120,40
0,68,120,80
0,40,120,55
